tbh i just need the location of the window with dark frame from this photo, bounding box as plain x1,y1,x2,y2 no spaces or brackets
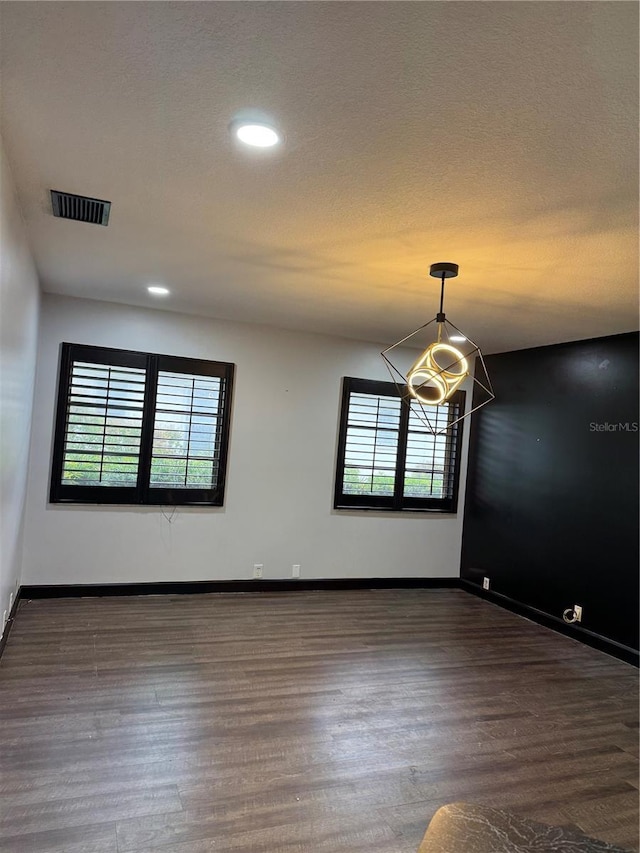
334,377,465,512
50,343,234,506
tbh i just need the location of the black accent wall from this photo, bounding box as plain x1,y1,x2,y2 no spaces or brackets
461,331,639,652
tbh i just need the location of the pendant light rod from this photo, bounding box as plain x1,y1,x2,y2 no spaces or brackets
438,273,446,319
430,261,458,323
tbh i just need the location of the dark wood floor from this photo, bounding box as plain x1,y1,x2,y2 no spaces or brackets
0,589,637,853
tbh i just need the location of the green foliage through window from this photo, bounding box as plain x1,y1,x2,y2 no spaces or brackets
334,377,464,512
51,344,234,506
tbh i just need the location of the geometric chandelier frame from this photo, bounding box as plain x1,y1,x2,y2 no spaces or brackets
381,262,495,435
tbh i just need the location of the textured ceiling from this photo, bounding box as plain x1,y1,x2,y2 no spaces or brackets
1,1,638,353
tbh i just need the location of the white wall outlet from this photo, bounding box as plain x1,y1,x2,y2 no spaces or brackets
292,564,301,578
253,564,263,579
482,577,490,590
574,604,582,623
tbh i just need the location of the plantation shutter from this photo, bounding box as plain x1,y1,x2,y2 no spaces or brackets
334,377,464,512
51,346,148,503
342,391,402,499
402,397,464,508
143,355,233,505
50,344,234,506
62,362,146,486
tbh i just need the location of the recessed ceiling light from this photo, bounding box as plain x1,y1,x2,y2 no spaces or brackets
234,122,281,148
147,285,169,297
229,110,283,149
449,335,467,343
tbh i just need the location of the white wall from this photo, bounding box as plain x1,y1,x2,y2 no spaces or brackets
22,294,471,585
0,139,40,626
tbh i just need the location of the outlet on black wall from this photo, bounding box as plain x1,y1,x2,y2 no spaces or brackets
461,331,639,652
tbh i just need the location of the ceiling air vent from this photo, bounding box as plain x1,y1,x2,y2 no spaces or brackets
50,190,111,226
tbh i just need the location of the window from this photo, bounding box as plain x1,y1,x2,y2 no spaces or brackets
334,377,465,512
50,343,234,506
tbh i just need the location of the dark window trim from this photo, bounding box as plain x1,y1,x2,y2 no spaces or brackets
334,376,465,513
50,343,234,507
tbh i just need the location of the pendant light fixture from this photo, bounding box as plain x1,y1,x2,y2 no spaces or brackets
381,262,494,435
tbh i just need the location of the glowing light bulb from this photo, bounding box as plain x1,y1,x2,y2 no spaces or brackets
407,342,469,404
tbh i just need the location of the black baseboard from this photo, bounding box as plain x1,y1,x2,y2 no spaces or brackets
460,579,639,667
0,586,22,659
19,577,460,599
8,578,637,668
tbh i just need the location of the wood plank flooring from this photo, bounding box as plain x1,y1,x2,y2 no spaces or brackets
0,589,637,853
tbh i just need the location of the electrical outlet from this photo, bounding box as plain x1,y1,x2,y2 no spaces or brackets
253,564,263,579
482,577,490,590
292,564,301,578
574,604,582,623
